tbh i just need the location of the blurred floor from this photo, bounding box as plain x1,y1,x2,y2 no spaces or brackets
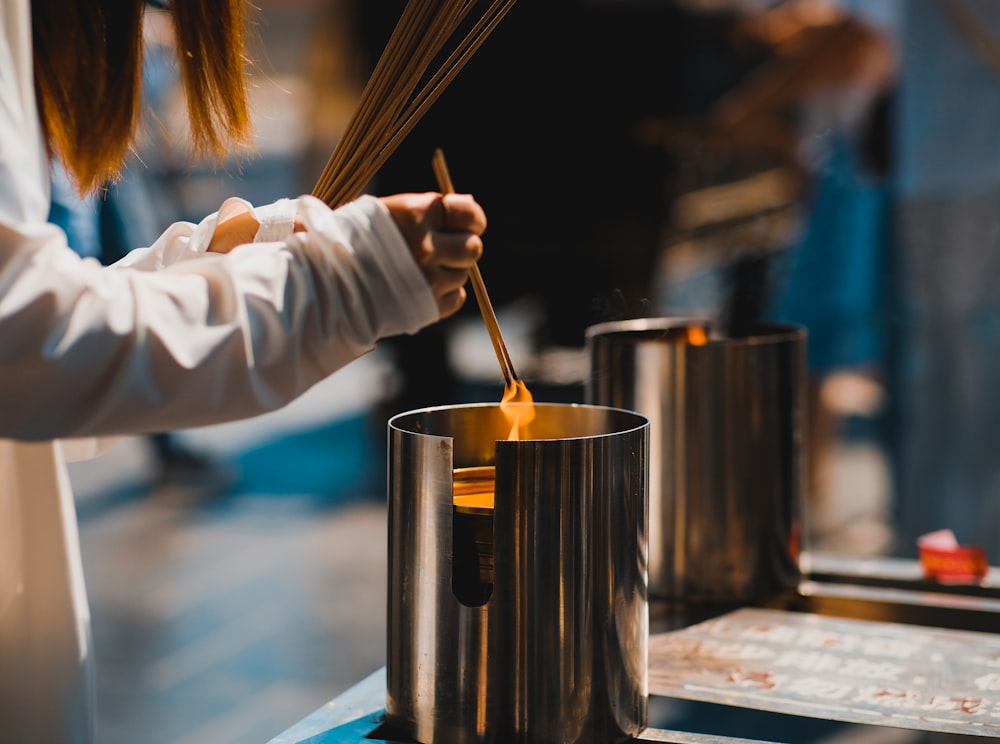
72,353,395,744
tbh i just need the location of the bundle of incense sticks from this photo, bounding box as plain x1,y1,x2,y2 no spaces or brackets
311,0,517,207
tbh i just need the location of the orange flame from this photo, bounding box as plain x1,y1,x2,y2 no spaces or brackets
687,325,709,346
453,382,535,513
500,378,535,440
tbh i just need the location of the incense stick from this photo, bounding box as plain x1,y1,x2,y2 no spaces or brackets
431,148,520,388
311,0,518,208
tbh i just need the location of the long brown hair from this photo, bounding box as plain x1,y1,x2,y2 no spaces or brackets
31,0,254,194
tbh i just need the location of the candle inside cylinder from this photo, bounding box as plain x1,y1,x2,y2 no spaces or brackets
453,491,494,511
452,466,496,514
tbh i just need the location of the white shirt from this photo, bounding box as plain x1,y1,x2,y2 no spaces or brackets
0,3,438,742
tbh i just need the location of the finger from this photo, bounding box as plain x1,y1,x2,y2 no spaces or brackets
439,193,487,234
426,264,472,295
431,232,483,268
424,265,470,318
437,287,467,319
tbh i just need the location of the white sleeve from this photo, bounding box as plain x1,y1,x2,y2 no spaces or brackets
0,2,439,442
0,194,440,440
109,196,291,271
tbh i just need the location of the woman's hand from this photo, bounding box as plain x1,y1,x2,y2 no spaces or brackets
380,192,486,319
207,210,307,254
206,191,486,320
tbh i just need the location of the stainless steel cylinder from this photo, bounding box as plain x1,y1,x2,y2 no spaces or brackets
585,317,805,603
386,402,649,744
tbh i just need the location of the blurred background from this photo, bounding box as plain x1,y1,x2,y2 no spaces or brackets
71,0,1000,741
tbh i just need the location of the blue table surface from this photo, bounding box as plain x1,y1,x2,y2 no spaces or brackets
265,666,802,744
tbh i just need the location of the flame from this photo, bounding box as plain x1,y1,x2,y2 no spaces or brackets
452,382,535,513
500,378,535,440
687,325,709,346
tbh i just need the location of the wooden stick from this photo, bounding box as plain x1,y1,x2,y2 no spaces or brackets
431,148,519,387
311,0,517,208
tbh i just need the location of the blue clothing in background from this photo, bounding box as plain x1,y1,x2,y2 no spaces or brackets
768,134,891,375
48,161,162,263
48,163,102,258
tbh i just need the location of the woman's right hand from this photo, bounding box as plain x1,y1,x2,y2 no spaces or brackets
380,192,486,319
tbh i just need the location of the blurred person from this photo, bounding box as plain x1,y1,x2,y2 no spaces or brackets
715,0,898,550
883,0,1000,559
653,0,897,550
656,0,896,325
677,0,1000,563
0,2,487,744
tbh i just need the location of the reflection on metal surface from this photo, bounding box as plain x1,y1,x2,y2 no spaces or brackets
586,318,805,603
386,402,649,744
649,607,1000,737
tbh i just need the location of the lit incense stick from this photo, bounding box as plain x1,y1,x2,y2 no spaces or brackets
431,149,534,429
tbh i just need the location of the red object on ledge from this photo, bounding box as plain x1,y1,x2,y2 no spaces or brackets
918,529,989,584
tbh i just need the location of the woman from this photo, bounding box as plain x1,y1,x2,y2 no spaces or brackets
0,1,487,741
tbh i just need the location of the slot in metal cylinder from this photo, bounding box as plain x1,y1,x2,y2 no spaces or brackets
386,402,649,744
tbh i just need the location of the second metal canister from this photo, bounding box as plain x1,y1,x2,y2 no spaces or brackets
386,402,649,744
586,317,805,603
